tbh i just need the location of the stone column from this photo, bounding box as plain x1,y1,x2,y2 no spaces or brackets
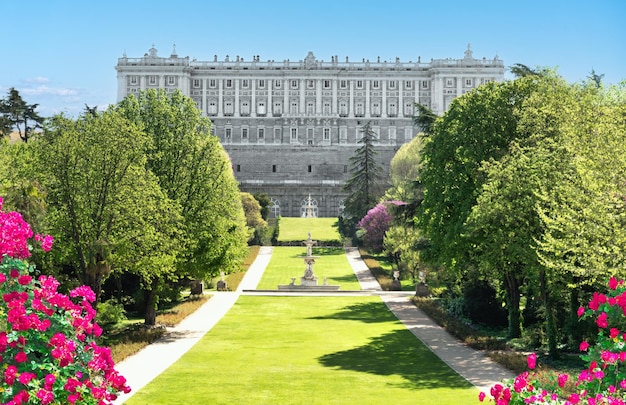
349,80,354,118
382,78,387,116
332,79,338,114
365,80,370,117
235,79,240,116
316,79,322,116
299,79,305,116
218,78,223,117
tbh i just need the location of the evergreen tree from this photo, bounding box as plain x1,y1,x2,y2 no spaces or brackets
0,88,44,142
341,122,384,237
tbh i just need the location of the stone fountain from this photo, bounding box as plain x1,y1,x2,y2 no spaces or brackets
278,232,340,291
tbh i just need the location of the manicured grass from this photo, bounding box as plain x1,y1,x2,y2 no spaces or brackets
277,217,341,243
256,247,362,290
125,296,480,404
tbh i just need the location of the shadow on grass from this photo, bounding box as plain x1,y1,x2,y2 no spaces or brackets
318,329,472,390
308,301,394,323
328,273,360,284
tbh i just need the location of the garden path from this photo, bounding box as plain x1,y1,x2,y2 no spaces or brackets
113,246,514,404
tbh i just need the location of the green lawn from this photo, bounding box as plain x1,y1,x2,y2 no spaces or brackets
277,217,341,243
125,296,480,404
256,247,362,290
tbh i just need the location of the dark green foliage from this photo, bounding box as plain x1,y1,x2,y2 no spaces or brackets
463,281,508,327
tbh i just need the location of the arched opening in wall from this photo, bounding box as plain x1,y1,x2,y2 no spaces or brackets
270,197,281,218
300,196,318,218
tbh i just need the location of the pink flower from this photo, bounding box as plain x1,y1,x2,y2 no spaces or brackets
580,341,590,351
17,274,32,285
609,277,619,290
14,351,27,363
527,353,537,369
18,372,36,385
478,391,486,401
610,328,620,338
578,306,586,317
597,312,609,328
558,373,568,388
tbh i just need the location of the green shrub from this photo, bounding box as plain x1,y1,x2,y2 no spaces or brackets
96,298,127,330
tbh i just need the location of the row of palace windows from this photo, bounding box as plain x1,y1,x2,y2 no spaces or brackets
224,126,400,143
189,78,429,90
129,76,493,90
210,100,414,117
234,164,349,173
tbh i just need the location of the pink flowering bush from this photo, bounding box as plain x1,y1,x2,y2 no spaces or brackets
357,202,400,252
481,277,626,404
0,197,130,404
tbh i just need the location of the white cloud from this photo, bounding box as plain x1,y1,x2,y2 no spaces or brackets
23,76,51,84
21,85,79,97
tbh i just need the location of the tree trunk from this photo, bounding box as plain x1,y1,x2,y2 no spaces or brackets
541,269,559,359
144,279,160,326
504,270,522,339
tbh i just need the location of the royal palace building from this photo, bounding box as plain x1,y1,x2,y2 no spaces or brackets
116,45,504,217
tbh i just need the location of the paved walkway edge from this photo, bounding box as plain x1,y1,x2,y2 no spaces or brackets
113,247,273,404
344,247,516,394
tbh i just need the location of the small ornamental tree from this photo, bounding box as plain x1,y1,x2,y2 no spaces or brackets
357,202,399,252
0,196,130,404
481,277,626,405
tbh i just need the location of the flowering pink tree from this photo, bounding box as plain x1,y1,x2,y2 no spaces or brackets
0,197,130,404
357,202,402,252
481,277,626,405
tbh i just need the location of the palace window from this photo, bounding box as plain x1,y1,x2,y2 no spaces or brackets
323,128,330,141
388,102,397,116
465,78,473,87
208,101,217,115
372,80,380,89
291,80,298,89
258,128,265,139
388,80,396,89
356,80,363,89
404,102,413,116
242,79,249,88
355,102,364,116
446,78,454,87
225,128,232,139
372,102,381,116
290,102,298,115
421,80,429,89
307,80,314,89
258,79,265,88
257,101,266,115
209,79,216,88
129,76,138,85
167,76,175,85
339,101,348,116
273,101,283,115
306,102,314,115
272,165,277,172
241,101,250,116
225,79,233,88
323,80,331,89
274,80,282,88
340,80,347,89
236,164,241,172
241,128,248,139
290,128,298,141
149,76,157,85
323,102,331,115
274,127,281,141
224,101,233,115
405,81,412,89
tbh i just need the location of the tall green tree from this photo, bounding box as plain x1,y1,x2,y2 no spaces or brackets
116,89,248,280
36,109,180,313
341,122,384,237
0,88,44,142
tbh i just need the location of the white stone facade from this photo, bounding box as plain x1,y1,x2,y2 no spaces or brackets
115,45,504,217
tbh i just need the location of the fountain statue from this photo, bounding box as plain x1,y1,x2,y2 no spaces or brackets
277,232,340,291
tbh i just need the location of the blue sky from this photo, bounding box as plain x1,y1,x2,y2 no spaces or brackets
1,0,624,117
